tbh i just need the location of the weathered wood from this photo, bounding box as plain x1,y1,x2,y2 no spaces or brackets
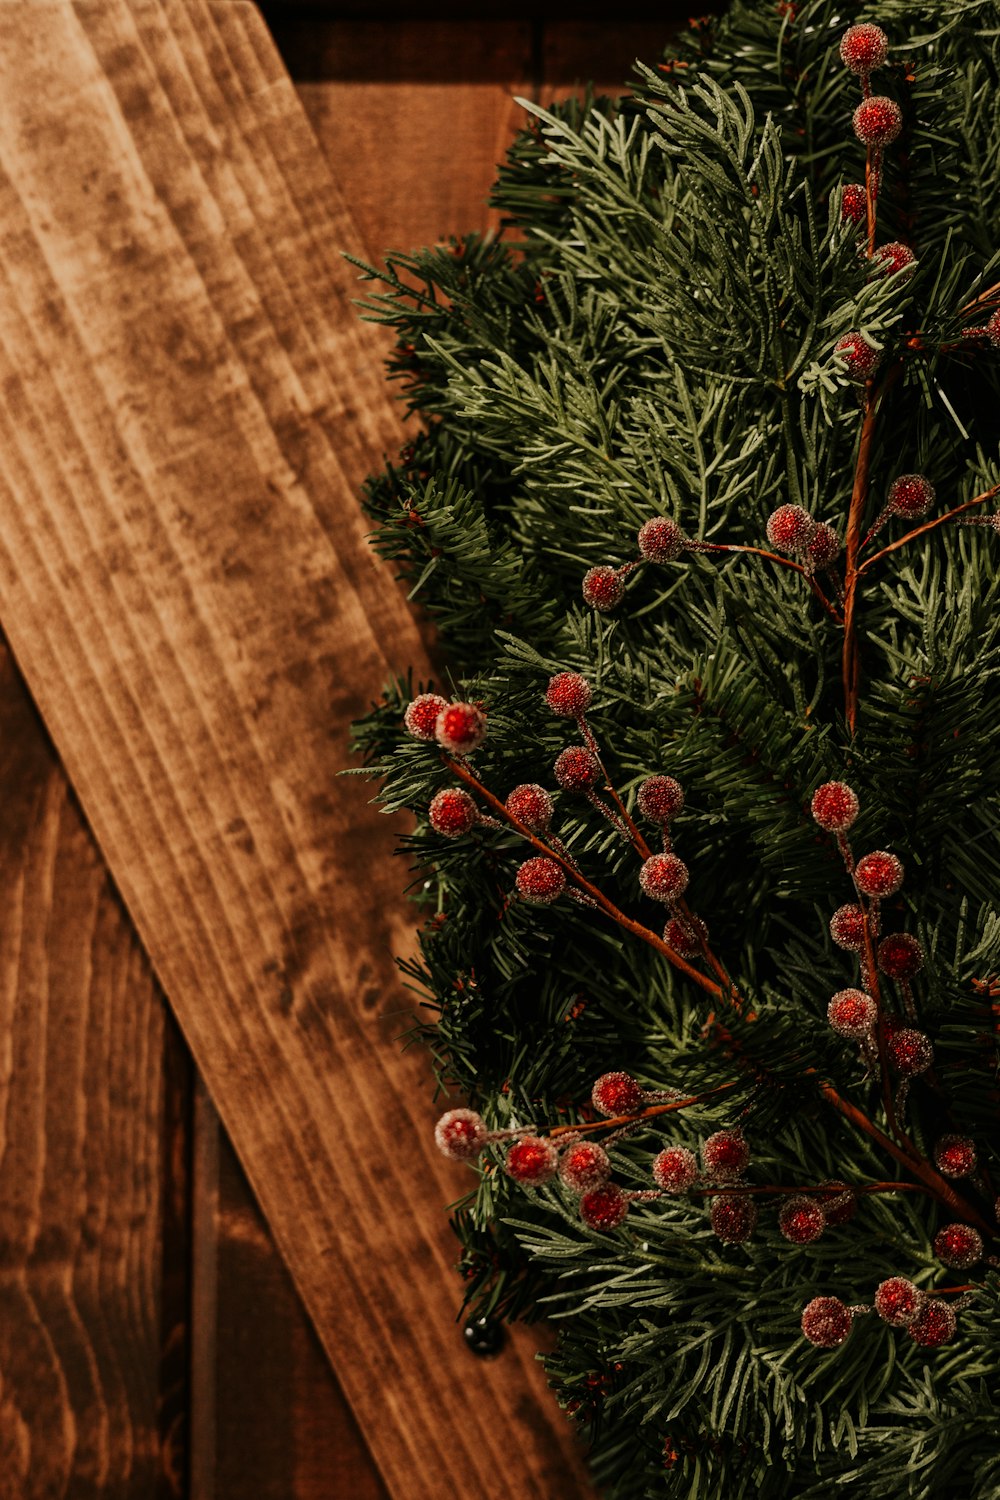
0,4,593,1496
0,639,183,1499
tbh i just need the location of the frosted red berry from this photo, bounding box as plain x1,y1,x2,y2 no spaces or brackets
554,746,600,791
874,1276,923,1327
835,333,880,381
664,914,708,958
933,1135,977,1180
435,1108,488,1162
766,503,814,553
710,1194,757,1244
592,1071,645,1117
546,672,592,718
907,1299,957,1349
988,309,1000,349
429,788,478,837
853,97,903,147
515,856,566,905
873,242,917,278
435,701,487,755
582,566,624,611
818,1181,859,1226
887,474,935,519
702,1129,750,1181
505,1134,559,1184
801,1296,852,1347
811,781,860,832
934,1223,983,1270
839,22,888,75
580,1182,630,1230
887,1027,933,1076
855,850,904,897
559,1141,612,1194
779,1196,826,1244
639,853,689,902
652,1145,699,1193
877,932,924,979
506,783,554,832
637,775,685,823
840,183,867,226
404,692,448,740
807,523,841,568
830,904,866,951
828,988,876,1040
638,516,684,562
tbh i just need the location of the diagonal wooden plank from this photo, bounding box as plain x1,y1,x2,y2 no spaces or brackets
0,3,594,1497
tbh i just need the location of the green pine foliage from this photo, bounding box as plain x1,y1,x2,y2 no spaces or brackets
348,1,1000,1494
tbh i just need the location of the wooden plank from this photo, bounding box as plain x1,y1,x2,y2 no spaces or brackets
0,4,594,1497
541,21,685,100
0,638,186,1499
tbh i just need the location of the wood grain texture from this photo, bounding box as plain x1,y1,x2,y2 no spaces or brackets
0,639,184,1500
0,4,594,1497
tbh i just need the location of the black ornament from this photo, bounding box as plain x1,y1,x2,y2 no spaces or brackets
463,1315,505,1358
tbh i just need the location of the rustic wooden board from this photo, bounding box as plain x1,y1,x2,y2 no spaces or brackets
0,3,593,1496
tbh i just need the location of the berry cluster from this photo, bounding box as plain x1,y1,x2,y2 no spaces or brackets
765,504,841,573
581,514,686,614
802,1269,970,1351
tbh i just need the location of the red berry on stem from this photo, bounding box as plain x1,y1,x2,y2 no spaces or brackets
807,523,841,568
592,1071,645,1117
811,781,860,832
554,746,601,791
515,856,566,905
778,1196,826,1244
839,22,888,75
830,904,866,951
710,1194,757,1244
702,1129,750,1181
855,850,904,897
580,1183,630,1230
877,932,924,979
435,701,487,755
835,333,881,381
873,242,917,278
874,1276,924,1327
801,1296,853,1347
583,566,624,612
435,1108,488,1161
652,1146,699,1193
840,183,867,226
505,783,554,832
887,474,935,519
638,516,684,562
766,503,814,554
853,97,903,147
886,1028,933,1076
405,692,449,740
546,672,592,718
907,1299,957,1349
505,1134,559,1184
933,1135,977,1180
933,1223,983,1270
637,775,685,823
828,988,876,1040
987,309,1000,349
429,788,478,837
559,1141,612,1194
639,853,689,902
818,1181,859,1225
664,914,708,957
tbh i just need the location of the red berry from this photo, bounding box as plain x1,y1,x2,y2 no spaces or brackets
828,988,877,1040
505,783,554,832
933,1223,983,1270
807,523,841,568
580,1183,630,1230
886,1027,933,1076
811,780,860,832
435,701,487,755
933,1135,977,1180
638,516,684,562
988,309,1000,349
702,1129,750,1181
582,566,624,611
877,932,924,979
515,856,566,905
801,1296,852,1347
855,850,904,897
664,914,708,958
887,473,935,519
639,853,689,902
818,1181,859,1225
428,788,478,837
874,1276,924,1327
830,903,866,951
873,242,917,278
435,1108,488,1161
907,1299,957,1349
652,1145,699,1193
839,22,888,74
637,775,685,823
546,672,592,718
592,1071,645,1117
853,96,903,147
554,746,601,791
778,1196,826,1244
404,692,448,740
835,332,881,381
559,1141,612,1194
766,503,814,554
710,1194,757,1244
505,1134,559,1184
840,183,867,226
